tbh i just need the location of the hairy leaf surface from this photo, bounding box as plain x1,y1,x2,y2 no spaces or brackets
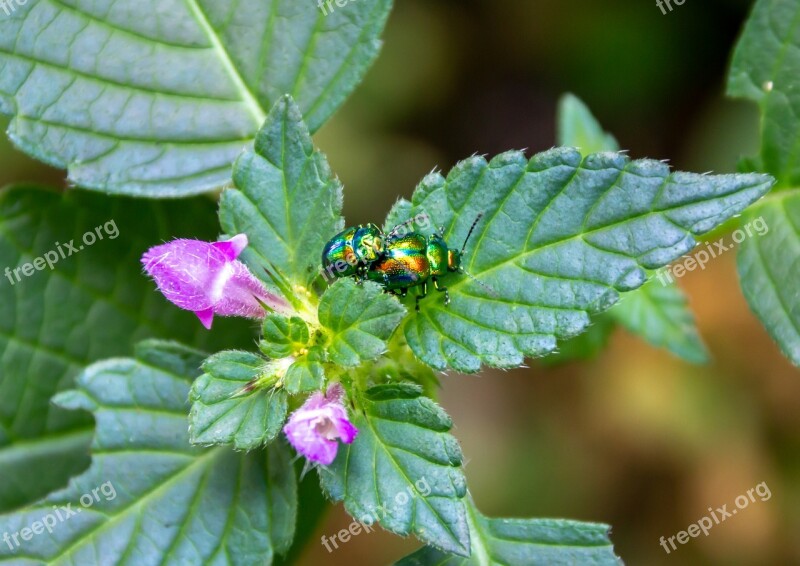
319,384,469,556
0,341,297,565
0,0,392,196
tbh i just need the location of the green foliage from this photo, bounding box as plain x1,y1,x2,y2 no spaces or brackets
738,193,800,365
219,96,344,293
0,341,297,564
319,279,407,367
399,149,771,372
319,384,470,556
0,3,788,560
260,314,311,359
189,351,289,450
0,0,392,196
555,94,708,363
0,186,251,512
397,498,621,565
728,0,800,187
727,0,800,367
284,346,327,394
557,93,619,155
610,279,709,364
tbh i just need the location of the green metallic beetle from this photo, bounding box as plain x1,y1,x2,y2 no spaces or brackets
321,223,385,282
367,214,484,311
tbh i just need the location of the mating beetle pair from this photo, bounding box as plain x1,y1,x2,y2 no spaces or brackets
321,215,483,311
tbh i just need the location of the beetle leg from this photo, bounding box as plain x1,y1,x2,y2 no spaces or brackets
399,288,408,298
415,282,428,312
433,277,450,306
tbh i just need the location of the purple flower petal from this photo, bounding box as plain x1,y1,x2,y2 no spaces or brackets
195,308,215,330
211,233,248,261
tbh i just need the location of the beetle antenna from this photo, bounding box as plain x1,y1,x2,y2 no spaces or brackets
386,217,417,241
460,213,484,255
460,269,500,298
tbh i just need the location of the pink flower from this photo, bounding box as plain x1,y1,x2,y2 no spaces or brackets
141,234,288,329
284,384,358,465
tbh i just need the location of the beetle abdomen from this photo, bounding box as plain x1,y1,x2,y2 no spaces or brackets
367,234,430,290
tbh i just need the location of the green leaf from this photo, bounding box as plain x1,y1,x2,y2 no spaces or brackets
0,341,297,564
285,346,326,394
738,192,800,366
319,279,407,367
557,93,708,364
0,185,252,512
610,279,709,364
556,94,619,154
0,0,392,197
260,314,311,359
402,148,773,372
189,351,289,450
396,497,620,566
276,458,330,566
728,0,800,188
384,198,415,232
319,384,469,556
220,96,344,292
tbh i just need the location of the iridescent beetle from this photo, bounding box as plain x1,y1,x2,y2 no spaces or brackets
366,214,484,311
321,223,385,282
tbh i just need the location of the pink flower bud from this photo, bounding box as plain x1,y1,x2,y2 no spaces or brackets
283,383,358,465
141,234,288,329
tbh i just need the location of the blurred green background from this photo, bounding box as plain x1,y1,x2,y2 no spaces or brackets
2,0,798,564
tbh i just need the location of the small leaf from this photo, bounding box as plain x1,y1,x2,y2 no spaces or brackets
366,333,441,398
0,341,297,564
319,279,407,367
189,350,289,450
0,0,392,196
738,192,800,366
285,346,326,394
557,93,708,364
319,384,469,556
261,314,311,359
396,497,621,566
557,93,619,154
728,0,800,188
610,278,709,364
0,185,252,512
220,96,344,291
403,148,773,372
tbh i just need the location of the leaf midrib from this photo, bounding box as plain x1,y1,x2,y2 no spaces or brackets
360,401,467,554
49,446,224,564
446,172,768,297
182,0,266,126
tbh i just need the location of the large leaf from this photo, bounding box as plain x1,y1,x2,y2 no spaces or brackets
0,0,392,196
0,185,253,513
219,96,344,292
189,350,289,450
401,148,773,372
319,279,406,367
0,341,297,565
728,0,800,187
556,93,708,364
319,384,470,556
738,192,800,366
396,498,620,566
